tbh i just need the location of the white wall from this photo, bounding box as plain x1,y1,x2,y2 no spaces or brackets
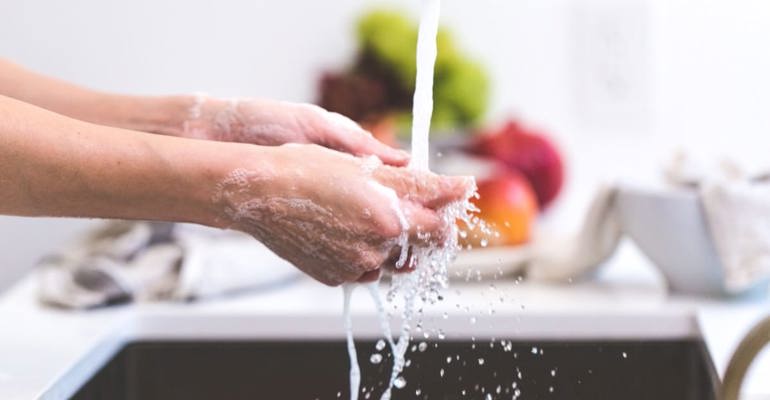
2,0,770,291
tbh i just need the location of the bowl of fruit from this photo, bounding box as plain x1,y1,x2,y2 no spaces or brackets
448,119,566,279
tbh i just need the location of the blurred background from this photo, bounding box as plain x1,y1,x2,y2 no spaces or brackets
2,0,770,291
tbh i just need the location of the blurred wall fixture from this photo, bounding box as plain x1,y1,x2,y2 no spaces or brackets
571,0,652,133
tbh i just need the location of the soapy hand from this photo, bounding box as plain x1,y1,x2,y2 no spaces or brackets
183,96,409,166
214,144,472,286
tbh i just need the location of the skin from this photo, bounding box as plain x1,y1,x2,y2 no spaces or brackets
0,60,470,285
0,59,410,165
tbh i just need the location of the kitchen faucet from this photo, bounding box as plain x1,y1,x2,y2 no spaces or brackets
722,315,770,400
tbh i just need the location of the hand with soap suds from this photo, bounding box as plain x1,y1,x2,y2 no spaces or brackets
182,96,410,167
213,144,471,286
0,59,468,287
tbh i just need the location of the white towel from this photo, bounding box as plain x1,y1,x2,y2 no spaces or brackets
526,186,623,282
527,152,770,294
667,153,770,292
37,221,300,309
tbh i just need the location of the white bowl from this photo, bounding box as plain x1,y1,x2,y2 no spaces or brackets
617,186,769,297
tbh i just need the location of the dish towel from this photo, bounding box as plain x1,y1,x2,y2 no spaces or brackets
525,185,623,282
527,152,770,293
666,152,770,292
37,221,300,309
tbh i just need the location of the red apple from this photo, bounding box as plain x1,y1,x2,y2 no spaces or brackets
468,120,564,209
461,171,539,247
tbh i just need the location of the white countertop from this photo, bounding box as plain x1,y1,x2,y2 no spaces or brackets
1,248,769,400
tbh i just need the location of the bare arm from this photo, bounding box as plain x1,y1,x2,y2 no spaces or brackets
0,59,189,136
0,58,409,165
0,93,237,223
0,94,469,285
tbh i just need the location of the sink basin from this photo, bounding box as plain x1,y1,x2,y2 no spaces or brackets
72,339,718,400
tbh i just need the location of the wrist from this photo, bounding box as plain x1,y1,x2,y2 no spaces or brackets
107,94,195,137
191,142,283,229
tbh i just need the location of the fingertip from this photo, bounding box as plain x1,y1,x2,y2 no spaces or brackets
383,149,411,167
446,175,476,198
365,137,410,167
422,175,476,208
403,202,443,243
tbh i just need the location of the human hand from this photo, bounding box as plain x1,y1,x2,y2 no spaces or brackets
182,96,409,166
213,144,472,286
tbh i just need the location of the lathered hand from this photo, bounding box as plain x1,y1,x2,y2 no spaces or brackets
214,144,471,286
183,96,409,166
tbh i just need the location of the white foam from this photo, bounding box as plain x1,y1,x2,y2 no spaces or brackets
367,180,410,268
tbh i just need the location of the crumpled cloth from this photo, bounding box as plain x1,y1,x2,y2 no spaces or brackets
527,152,770,294
666,152,770,292
526,185,622,282
37,221,300,309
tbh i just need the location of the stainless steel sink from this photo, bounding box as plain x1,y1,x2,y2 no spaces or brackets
71,339,718,400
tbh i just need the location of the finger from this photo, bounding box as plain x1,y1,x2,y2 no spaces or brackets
321,112,410,166
352,134,410,167
376,168,474,209
357,269,382,283
401,201,446,245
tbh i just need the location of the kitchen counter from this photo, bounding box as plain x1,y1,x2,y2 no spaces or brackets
1,247,769,400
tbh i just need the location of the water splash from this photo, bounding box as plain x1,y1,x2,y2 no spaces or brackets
343,284,361,400
343,1,481,398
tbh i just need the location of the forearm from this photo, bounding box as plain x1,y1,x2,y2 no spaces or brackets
0,94,260,226
0,59,191,136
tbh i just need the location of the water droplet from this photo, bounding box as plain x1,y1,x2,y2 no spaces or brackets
446,356,452,364
622,352,628,359
551,369,557,377
437,330,446,340
549,386,554,393
531,346,538,354
418,342,428,352
478,358,485,365
393,376,407,389
415,389,422,396
370,353,383,364
485,394,493,400
439,368,445,377
480,238,489,247
470,316,477,324
442,312,449,319
375,339,386,351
